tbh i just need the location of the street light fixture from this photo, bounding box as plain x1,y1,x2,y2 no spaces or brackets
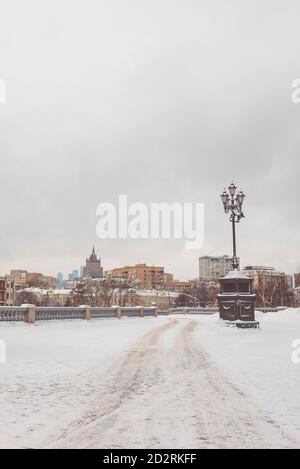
220,181,245,270
237,190,245,206
228,182,237,196
221,190,229,210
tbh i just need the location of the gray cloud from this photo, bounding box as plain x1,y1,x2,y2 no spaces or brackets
0,0,299,279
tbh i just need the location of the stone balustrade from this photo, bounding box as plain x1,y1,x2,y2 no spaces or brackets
0,306,158,323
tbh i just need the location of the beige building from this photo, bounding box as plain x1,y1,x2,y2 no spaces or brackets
19,287,71,306
132,289,179,309
163,273,174,290
43,276,60,289
10,269,27,287
162,273,192,292
243,266,286,287
10,269,59,289
27,272,59,289
171,279,193,292
109,264,165,290
26,272,43,286
0,275,16,306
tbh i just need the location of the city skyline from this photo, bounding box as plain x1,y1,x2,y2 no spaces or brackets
2,247,297,282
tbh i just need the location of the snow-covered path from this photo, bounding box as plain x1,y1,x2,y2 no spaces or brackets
49,318,297,449
1,314,299,449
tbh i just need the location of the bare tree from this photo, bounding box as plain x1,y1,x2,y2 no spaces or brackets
69,277,138,307
254,274,293,307
16,290,40,306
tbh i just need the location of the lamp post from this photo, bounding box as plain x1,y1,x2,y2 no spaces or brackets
220,182,245,270
218,183,258,327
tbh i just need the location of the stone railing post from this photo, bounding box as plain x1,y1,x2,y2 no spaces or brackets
24,305,36,324
139,307,144,318
79,305,91,320
83,307,91,320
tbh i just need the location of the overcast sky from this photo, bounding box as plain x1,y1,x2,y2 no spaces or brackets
0,0,300,280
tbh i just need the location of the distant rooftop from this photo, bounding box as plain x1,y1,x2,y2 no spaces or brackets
136,289,179,298
199,255,231,260
243,266,276,271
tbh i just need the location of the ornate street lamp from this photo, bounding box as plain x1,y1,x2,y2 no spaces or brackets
218,182,258,327
220,181,245,270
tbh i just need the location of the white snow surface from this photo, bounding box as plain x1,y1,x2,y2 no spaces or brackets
192,308,300,442
0,310,299,448
0,317,162,449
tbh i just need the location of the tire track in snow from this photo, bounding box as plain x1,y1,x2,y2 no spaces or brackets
48,318,179,448
48,318,298,449
179,320,298,448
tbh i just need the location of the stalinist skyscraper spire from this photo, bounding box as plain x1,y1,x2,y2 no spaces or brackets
83,246,103,278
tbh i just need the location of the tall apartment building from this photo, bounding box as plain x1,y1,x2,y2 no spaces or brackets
109,264,165,290
199,255,238,280
0,276,16,306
